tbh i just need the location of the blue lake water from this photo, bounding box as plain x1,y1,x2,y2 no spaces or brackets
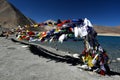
35,36,120,72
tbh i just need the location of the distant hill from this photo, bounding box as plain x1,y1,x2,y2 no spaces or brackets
44,20,56,24
116,26,120,29
94,25,120,34
0,0,35,29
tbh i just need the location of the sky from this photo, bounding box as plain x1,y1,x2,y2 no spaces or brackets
8,0,120,26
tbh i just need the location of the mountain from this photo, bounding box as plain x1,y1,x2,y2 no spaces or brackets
44,20,56,24
116,26,120,29
94,25,120,34
0,0,35,29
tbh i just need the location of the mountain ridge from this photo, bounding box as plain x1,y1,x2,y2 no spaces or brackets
0,0,35,29
94,25,120,34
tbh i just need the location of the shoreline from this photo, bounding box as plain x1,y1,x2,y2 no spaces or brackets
98,33,120,37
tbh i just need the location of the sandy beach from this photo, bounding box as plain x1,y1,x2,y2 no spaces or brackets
0,37,120,80
98,33,120,37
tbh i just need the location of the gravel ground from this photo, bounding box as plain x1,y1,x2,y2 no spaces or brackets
0,37,120,80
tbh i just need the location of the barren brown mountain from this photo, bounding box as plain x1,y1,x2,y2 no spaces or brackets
94,25,120,34
0,0,35,29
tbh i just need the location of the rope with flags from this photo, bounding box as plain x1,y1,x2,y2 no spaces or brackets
15,18,110,75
